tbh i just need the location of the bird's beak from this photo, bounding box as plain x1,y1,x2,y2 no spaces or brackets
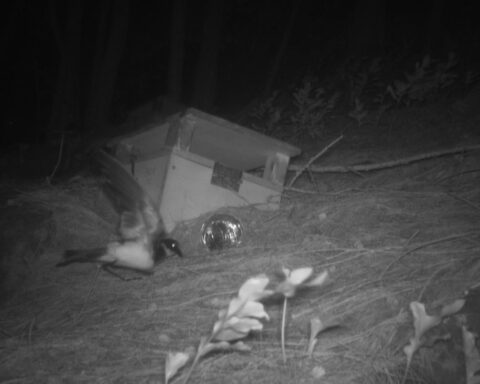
174,246,183,258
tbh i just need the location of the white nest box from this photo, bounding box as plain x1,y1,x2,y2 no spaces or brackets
108,108,301,231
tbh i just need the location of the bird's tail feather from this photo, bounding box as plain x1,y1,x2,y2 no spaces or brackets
56,247,107,267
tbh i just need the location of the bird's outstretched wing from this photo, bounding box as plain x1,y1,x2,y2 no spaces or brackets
56,149,181,277
94,149,165,240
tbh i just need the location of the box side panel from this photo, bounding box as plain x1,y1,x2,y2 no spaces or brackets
130,155,170,206
239,178,281,210
182,109,300,172
160,152,250,231
115,123,170,161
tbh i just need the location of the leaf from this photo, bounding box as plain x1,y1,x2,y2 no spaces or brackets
234,300,269,320
225,297,247,318
410,301,441,340
440,298,465,318
199,340,231,357
230,341,252,352
225,316,264,333
307,339,318,358
404,337,422,366
311,366,326,379
462,326,480,384
305,270,328,287
307,317,324,357
278,267,327,298
310,317,325,339
217,308,228,321
404,302,444,368
225,298,269,320
214,317,264,342
212,318,225,336
165,351,190,383
238,274,272,301
212,326,248,342
276,280,296,298
288,267,313,285
201,340,252,354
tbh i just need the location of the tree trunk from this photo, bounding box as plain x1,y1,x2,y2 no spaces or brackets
47,0,83,134
2,0,25,50
425,0,446,53
263,0,301,97
348,0,386,56
192,0,224,110
168,0,187,102
84,0,130,134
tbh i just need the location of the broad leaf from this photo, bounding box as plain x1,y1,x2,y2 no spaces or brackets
288,267,313,285
305,270,328,287
165,351,190,383
410,301,441,339
440,298,465,317
238,274,272,301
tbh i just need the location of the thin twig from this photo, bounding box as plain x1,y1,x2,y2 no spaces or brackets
281,297,288,364
283,186,318,194
381,231,480,279
446,192,480,212
287,135,343,187
48,132,65,184
434,168,480,185
27,316,36,345
288,144,480,174
405,230,420,246
73,267,101,325
417,263,454,302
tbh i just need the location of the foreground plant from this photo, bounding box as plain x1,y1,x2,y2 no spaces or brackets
165,274,273,384
164,267,329,383
387,53,457,106
402,298,467,384
275,267,328,363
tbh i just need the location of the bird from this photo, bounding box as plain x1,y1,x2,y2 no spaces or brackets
56,149,182,278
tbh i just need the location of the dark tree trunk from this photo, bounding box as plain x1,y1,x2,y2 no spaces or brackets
263,0,301,97
425,0,446,53
192,0,224,110
47,0,83,134
2,0,25,49
168,0,187,102
348,0,386,56
84,0,129,133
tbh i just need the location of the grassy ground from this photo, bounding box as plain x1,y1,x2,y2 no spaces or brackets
0,100,479,384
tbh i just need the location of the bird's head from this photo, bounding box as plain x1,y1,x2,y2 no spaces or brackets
161,238,183,258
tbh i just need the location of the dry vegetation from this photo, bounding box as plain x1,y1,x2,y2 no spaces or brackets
1,106,480,384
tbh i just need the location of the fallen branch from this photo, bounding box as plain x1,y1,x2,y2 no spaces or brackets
287,135,343,187
288,145,480,174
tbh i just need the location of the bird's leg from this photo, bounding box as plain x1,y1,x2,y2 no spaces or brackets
100,263,142,281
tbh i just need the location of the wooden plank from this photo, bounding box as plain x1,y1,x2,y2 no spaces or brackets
110,108,301,177
182,108,301,171
263,152,290,186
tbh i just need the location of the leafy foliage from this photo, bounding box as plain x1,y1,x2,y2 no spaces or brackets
387,53,458,106
290,80,339,138
249,77,339,139
165,268,328,383
249,52,478,138
401,298,480,384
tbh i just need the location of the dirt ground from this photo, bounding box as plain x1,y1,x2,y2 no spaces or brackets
0,101,479,384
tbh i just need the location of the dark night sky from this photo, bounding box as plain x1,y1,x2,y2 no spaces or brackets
1,0,479,145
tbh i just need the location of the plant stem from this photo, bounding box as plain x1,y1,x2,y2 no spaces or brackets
182,343,203,384
281,297,288,364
